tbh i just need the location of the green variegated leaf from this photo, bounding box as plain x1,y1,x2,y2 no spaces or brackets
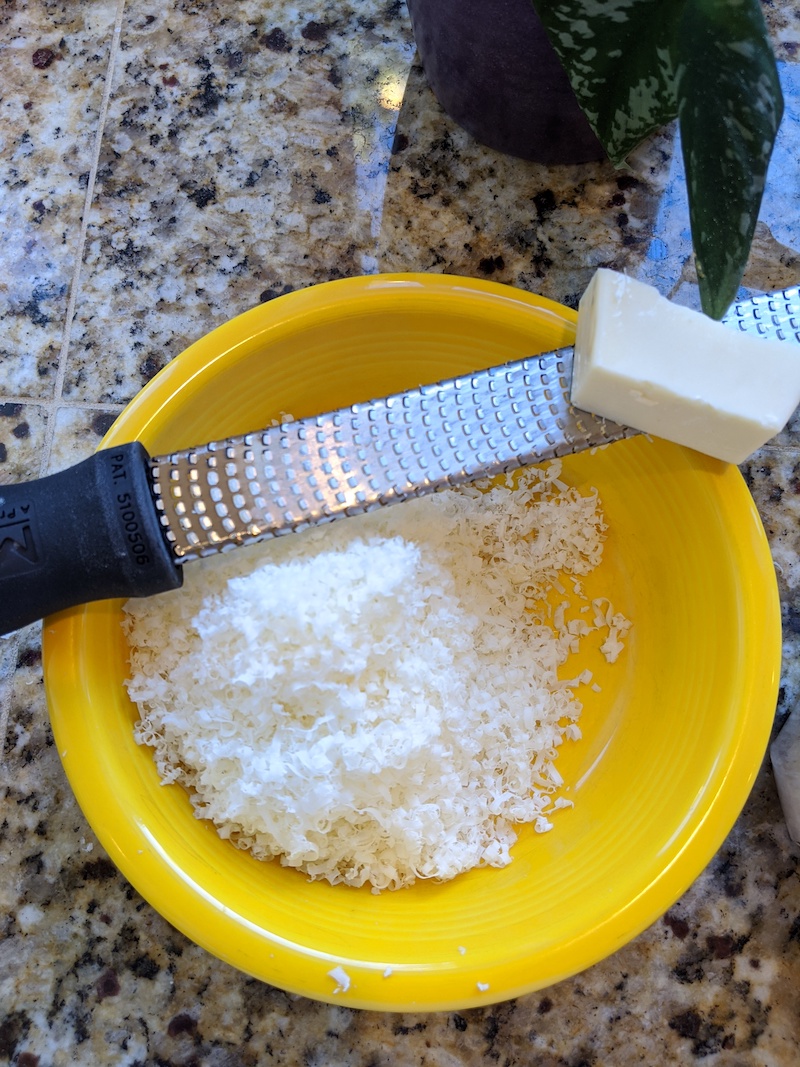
531,0,678,166
532,0,783,319
676,0,783,318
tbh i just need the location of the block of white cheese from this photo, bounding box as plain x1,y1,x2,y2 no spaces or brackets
571,269,800,464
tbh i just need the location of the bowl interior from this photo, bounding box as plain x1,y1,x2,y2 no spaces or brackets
43,274,781,1010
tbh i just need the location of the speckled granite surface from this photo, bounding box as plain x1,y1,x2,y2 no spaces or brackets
1,1,799,1063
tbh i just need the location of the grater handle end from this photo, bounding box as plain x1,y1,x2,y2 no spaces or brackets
0,442,182,636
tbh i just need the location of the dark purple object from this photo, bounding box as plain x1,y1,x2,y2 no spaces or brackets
406,0,605,164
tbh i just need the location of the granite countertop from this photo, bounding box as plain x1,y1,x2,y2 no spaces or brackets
1,1,799,1063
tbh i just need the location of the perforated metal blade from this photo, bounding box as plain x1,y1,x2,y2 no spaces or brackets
149,347,635,563
149,283,800,564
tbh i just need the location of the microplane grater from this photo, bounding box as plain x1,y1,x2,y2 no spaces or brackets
1,284,798,634
149,284,800,562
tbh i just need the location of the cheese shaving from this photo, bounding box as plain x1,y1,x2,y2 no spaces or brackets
327,966,351,993
123,462,630,891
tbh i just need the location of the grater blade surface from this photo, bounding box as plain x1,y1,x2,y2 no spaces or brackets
721,284,800,342
150,347,636,563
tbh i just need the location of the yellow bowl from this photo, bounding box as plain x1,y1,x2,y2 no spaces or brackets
43,273,780,1010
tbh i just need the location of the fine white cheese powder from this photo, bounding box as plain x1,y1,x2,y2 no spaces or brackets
123,462,629,891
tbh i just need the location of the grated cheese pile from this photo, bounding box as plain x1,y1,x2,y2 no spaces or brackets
123,462,630,891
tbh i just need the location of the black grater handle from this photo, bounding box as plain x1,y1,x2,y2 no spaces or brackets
0,442,182,636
